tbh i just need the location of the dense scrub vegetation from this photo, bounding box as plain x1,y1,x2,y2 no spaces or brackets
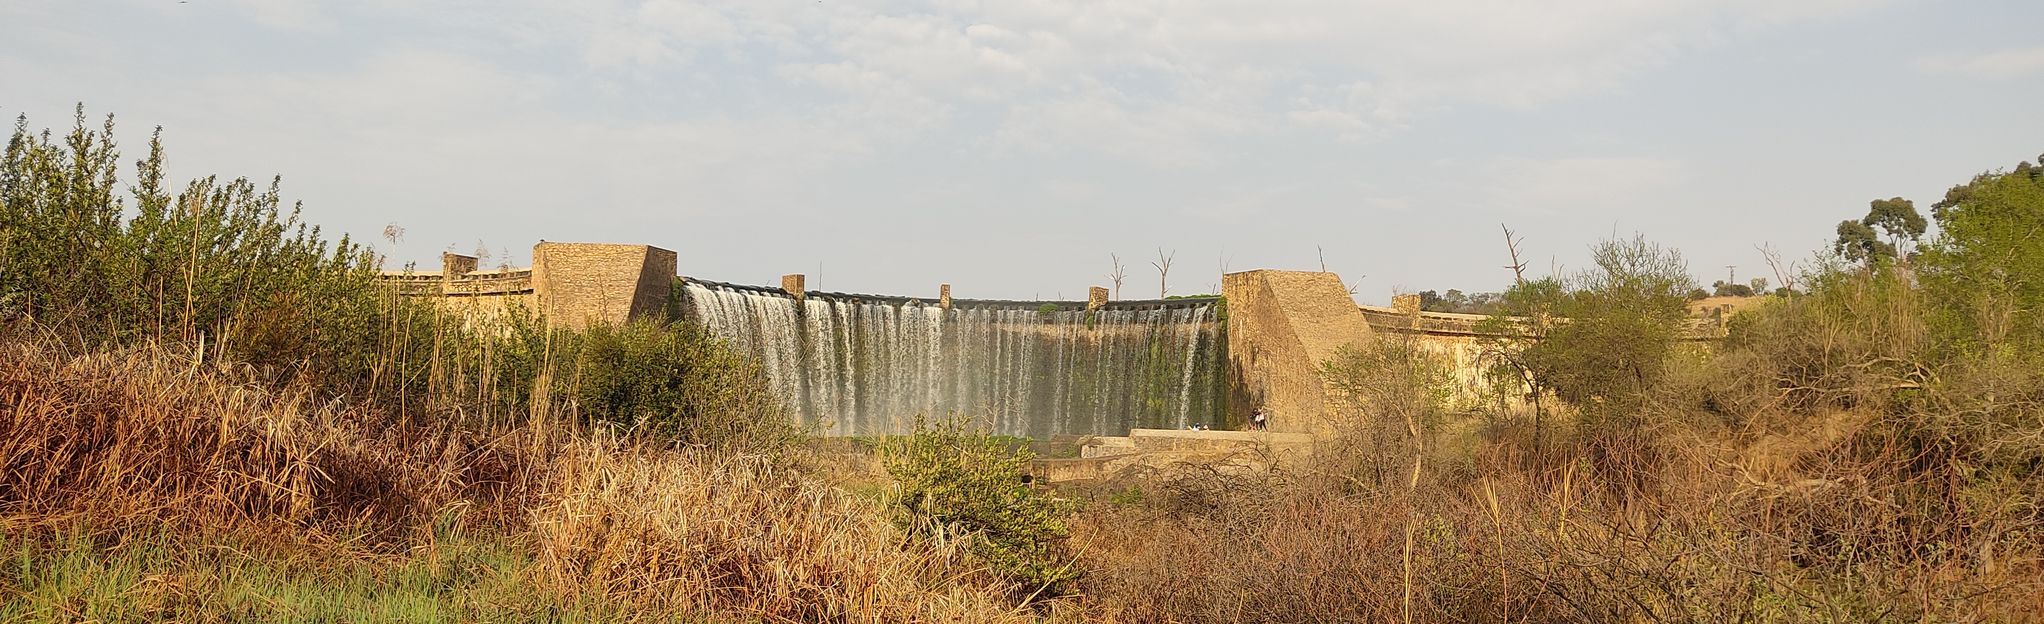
0,109,1020,622
1066,154,2044,622
4,107,2039,621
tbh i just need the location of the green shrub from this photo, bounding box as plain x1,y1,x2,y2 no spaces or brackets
0,107,449,400
1479,235,1693,419
1322,335,1457,490
1918,154,2044,360
883,416,1076,596
573,320,794,450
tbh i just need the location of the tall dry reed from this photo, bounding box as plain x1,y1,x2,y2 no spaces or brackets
0,336,1047,621
0,338,541,538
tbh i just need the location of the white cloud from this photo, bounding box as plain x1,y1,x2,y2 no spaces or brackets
215,0,331,31
1916,45,2044,79
1486,157,1689,216
1288,108,1370,138
146,0,1877,172
991,89,1256,167
522,1,1883,168
1,0,1948,295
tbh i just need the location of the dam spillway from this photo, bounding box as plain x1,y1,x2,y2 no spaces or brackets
680,281,1225,438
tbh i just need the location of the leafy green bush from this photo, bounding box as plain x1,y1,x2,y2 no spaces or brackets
883,416,1075,596
1718,265,1929,411
1918,154,2044,359
573,320,793,450
3,108,792,447
1481,235,1694,416
0,108,441,397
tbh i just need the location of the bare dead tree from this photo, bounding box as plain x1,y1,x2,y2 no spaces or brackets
1501,225,1528,286
1151,248,1175,299
1316,245,1363,295
1108,253,1127,299
1757,243,1799,296
379,223,404,271
1308,245,1357,294
1211,251,1232,294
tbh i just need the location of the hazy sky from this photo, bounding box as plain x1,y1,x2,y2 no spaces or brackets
5,1,2041,302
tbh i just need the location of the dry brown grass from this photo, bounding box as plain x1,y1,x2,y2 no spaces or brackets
0,336,1042,622
530,443,1035,622
1069,410,2044,624
1060,271,2042,623
1069,311,2043,622
0,338,539,538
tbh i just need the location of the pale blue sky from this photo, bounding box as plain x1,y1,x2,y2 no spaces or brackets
5,1,2041,302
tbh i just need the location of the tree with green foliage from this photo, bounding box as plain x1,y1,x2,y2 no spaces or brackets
1832,220,1892,265
0,107,397,390
1917,152,2044,356
1711,280,1754,297
1865,197,1927,255
1833,197,1928,267
1417,288,1504,314
1483,235,1694,417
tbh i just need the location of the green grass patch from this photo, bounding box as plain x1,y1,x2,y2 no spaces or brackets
0,528,615,623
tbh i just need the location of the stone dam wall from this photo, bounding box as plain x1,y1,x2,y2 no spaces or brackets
379,242,1721,439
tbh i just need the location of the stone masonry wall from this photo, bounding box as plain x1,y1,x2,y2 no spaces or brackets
381,242,676,330
1357,303,1726,413
377,252,536,327
1359,305,1525,411
530,242,677,329
1222,270,1376,435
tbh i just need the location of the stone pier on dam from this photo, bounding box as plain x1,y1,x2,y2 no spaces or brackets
382,241,1724,443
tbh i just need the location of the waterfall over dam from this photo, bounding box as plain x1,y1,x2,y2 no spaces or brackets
681,281,1226,438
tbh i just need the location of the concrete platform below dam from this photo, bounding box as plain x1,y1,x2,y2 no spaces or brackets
1031,428,1315,483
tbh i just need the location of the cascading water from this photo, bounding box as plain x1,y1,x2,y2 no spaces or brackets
682,281,1225,438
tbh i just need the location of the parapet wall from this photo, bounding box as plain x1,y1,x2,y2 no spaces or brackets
1357,300,1728,410
378,252,538,325
1358,304,1521,409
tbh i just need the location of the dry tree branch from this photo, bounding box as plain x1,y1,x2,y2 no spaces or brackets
1757,243,1799,295
1502,225,1529,287
1151,248,1175,299
1108,253,1127,300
